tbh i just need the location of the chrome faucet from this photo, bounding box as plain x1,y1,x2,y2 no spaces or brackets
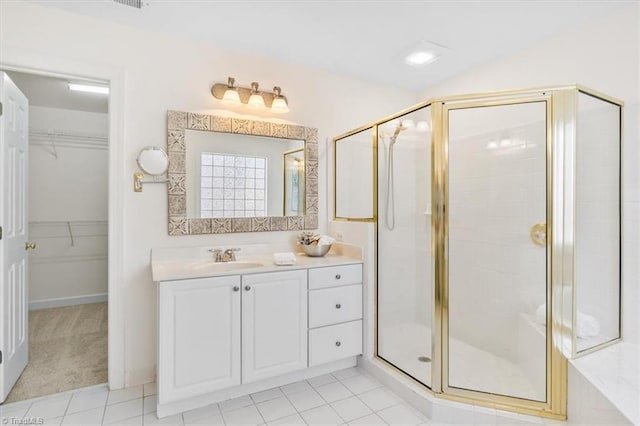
212,248,241,262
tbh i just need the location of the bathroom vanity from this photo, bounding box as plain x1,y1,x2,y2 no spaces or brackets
151,247,363,417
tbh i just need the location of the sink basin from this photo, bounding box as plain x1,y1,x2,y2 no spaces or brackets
187,260,265,272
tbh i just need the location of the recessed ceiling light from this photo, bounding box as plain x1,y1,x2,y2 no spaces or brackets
405,51,439,67
68,82,109,95
401,40,447,68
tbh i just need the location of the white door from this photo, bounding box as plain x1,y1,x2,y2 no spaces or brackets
242,270,307,383
0,72,29,403
158,276,241,404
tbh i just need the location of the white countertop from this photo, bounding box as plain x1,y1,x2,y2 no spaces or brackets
151,245,362,282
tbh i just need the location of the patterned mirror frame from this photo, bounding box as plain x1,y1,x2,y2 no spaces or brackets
166,110,318,235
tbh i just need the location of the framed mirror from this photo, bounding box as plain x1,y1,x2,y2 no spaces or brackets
167,110,318,235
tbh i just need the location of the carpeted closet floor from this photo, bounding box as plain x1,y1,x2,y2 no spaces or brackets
4,302,108,403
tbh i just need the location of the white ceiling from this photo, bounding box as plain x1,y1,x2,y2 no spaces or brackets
5,71,109,113
30,0,630,90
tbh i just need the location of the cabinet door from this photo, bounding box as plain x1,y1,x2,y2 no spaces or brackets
242,270,308,383
158,276,241,404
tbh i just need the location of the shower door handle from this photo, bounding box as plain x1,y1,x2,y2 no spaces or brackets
530,223,546,247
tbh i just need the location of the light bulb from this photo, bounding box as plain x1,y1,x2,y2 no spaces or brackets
248,82,266,109
222,88,241,104
271,86,289,113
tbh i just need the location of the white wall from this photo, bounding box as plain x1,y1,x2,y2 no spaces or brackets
0,1,415,385
28,106,108,306
417,4,640,345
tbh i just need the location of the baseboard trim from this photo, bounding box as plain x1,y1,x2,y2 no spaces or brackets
29,293,108,310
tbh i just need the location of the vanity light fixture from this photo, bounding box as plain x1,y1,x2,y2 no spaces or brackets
248,82,266,109
212,76,290,113
221,77,241,105
270,86,290,113
68,82,109,95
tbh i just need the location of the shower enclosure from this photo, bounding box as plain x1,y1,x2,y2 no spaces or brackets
333,86,622,418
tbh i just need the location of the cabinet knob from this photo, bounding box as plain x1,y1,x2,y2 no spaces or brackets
335,303,342,309
335,341,342,347
233,286,240,292
245,285,251,291
335,274,341,280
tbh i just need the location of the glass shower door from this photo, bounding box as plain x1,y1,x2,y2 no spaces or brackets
443,99,549,403
376,106,433,388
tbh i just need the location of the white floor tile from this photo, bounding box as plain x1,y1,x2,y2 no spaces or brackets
286,389,325,412
300,405,343,426
251,388,285,404
315,381,353,403
340,375,381,395
220,395,254,412
25,394,72,419
143,394,158,414
41,417,63,426
256,396,296,422
107,385,143,405
1,400,33,419
66,387,109,415
331,396,372,422
377,404,424,426
267,413,306,425
115,414,143,425
357,388,400,412
280,381,312,395
102,398,143,424
182,403,222,424
61,406,104,425
308,374,338,388
144,382,158,397
332,368,361,381
348,413,388,425
144,412,185,425
222,404,264,426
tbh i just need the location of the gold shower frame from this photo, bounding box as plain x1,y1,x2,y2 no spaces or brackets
332,85,623,419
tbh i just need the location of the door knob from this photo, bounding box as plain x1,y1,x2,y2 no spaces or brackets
530,223,546,247
25,242,36,250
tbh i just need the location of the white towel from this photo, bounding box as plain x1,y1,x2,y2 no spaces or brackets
318,235,335,246
534,304,600,338
273,252,296,266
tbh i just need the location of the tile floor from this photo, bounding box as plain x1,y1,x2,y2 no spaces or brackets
1,367,434,426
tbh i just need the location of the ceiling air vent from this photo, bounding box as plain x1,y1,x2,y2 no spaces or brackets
113,0,143,9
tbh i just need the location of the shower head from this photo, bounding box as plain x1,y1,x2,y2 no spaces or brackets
389,120,412,145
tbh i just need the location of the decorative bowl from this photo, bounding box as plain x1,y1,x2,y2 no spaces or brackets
300,244,331,257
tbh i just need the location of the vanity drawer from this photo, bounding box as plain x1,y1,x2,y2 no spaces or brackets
309,320,362,366
308,264,362,290
309,284,362,328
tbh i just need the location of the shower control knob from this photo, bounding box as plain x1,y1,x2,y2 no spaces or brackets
233,286,240,292
335,274,341,280
335,341,342,347
335,303,342,309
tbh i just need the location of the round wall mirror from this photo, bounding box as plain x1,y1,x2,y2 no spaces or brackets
137,146,169,176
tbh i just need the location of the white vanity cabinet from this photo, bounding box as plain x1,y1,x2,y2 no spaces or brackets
242,270,308,383
158,275,241,405
154,255,363,418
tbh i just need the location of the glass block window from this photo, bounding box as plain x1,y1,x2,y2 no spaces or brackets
200,153,267,218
